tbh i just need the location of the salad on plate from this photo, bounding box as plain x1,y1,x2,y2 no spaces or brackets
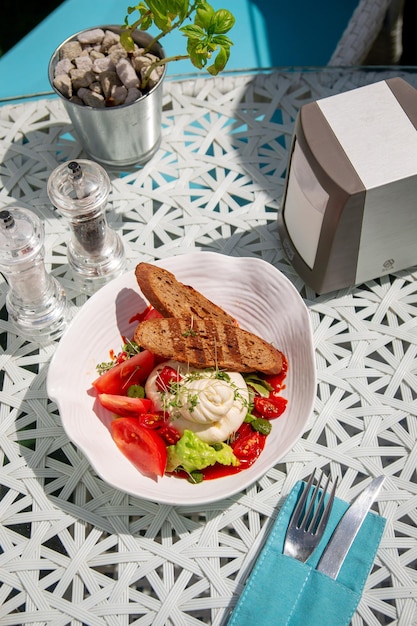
91,263,288,483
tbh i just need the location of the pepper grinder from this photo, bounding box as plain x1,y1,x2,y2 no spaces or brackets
47,159,126,293
0,206,68,342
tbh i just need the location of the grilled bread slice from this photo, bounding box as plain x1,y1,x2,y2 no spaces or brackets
135,262,237,324
134,317,283,374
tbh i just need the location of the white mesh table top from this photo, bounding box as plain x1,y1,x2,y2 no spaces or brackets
0,68,416,626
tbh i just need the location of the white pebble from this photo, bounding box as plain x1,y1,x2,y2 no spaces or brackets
53,74,72,98
111,85,128,105
74,55,93,71
77,87,105,107
116,57,140,89
70,68,96,90
125,87,142,104
92,56,115,73
60,40,82,61
99,70,122,98
54,58,73,77
101,30,120,52
77,28,105,45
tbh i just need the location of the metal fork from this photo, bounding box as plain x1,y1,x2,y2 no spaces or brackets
283,471,338,562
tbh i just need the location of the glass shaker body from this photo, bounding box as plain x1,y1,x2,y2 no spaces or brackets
47,160,126,293
0,206,68,342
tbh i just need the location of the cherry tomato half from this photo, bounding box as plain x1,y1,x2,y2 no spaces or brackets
110,417,167,477
158,424,181,445
98,394,154,417
253,396,287,419
156,365,182,392
137,412,168,429
232,424,266,468
92,350,155,395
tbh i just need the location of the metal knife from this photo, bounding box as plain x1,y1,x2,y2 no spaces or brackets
316,475,385,579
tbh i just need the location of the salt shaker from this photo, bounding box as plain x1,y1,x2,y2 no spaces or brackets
0,206,68,342
47,159,126,293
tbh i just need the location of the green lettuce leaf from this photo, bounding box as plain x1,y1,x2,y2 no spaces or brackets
166,429,239,474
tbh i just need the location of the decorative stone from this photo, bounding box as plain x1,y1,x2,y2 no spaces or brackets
52,29,163,108
77,87,105,108
92,56,115,74
54,58,74,77
53,74,72,99
116,57,140,89
111,85,128,105
89,49,105,61
101,30,121,52
60,41,83,61
74,55,93,71
146,66,164,89
89,81,103,95
125,87,142,104
70,68,96,90
77,28,105,45
69,95,84,105
99,70,122,98
108,43,128,65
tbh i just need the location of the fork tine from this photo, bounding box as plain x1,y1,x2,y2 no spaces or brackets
300,470,325,532
307,470,328,533
289,472,315,527
315,475,338,535
283,471,337,562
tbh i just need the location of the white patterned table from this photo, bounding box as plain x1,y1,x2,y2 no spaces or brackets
0,68,416,626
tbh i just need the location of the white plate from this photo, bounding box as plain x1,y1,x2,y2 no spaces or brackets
47,252,316,505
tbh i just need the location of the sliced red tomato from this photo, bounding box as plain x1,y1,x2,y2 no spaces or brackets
129,305,164,324
232,424,266,468
110,417,167,477
158,424,181,445
269,395,288,416
92,350,155,395
143,308,164,322
137,412,168,428
253,396,287,419
98,394,154,416
156,365,182,392
264,357,288,392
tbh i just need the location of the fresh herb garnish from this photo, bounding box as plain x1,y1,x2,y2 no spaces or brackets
95,339,141,375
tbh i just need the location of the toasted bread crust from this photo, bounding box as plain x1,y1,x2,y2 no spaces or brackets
134,317,283,375
135,263,237,324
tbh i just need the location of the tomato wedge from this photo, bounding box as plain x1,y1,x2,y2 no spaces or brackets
232,424,266,468
110,417,167,477
98,394,154,417
92,350,155,395
253,396,287,419
129,305,164,324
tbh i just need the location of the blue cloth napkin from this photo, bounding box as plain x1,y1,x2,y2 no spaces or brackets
227,480,386,626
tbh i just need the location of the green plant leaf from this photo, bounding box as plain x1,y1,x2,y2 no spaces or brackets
211,34,233,48
120,31,136,52
121,0,235,80
195,1,215,30
212,9,235,34
207,45,230,75
180,24,206,40
187,37,206,69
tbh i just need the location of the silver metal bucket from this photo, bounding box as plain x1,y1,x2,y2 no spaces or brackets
49,26,166,168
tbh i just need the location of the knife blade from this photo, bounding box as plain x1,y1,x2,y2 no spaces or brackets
316,475,385,579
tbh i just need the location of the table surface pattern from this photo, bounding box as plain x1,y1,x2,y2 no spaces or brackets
0,68,417,626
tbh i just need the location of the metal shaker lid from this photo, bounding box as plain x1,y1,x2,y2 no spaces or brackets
47,159,111,217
